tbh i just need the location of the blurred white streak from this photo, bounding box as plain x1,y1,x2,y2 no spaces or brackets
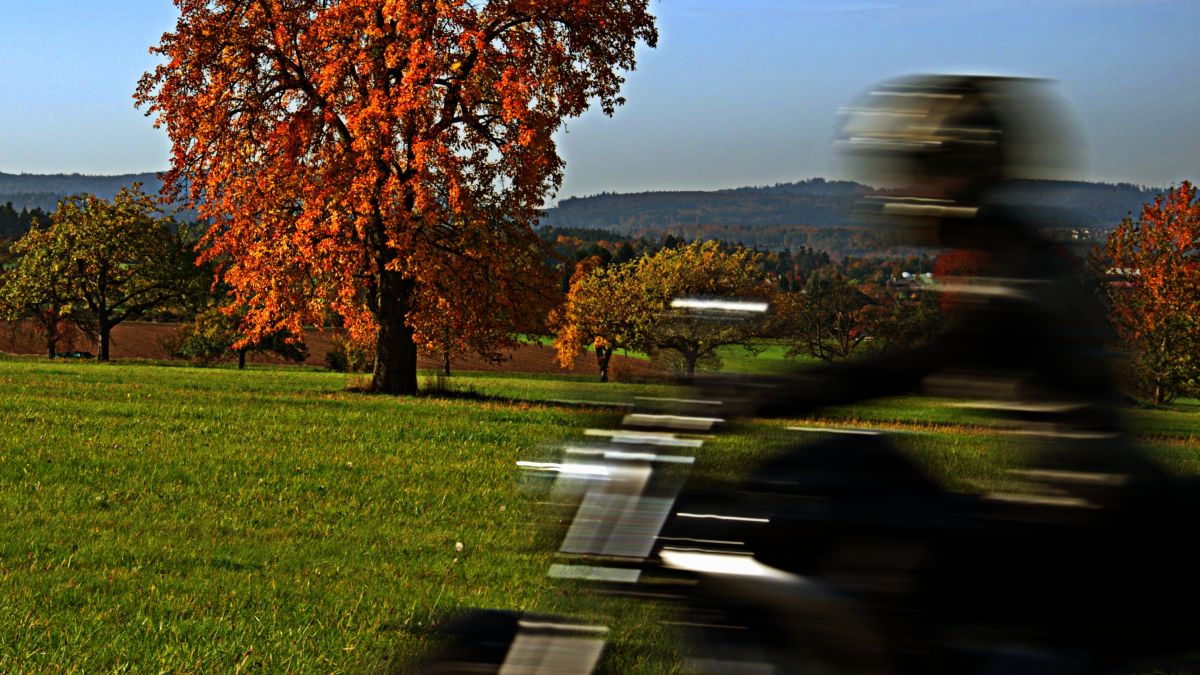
516,461,610,477
788,426,883,436
622,413,724,431
583,429,707,448
660,550,796,580
677,512,770,523
671,298,769,313
548,564,642,583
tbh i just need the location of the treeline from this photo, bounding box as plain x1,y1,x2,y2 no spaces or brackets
551,181,1200,405
2,173,1161,257
540,178,1163,256
0,186,305,368
539,225,927,293
608,223,900,259
0,171,163,212
543,178,864,235
1,194,933,373
0,202,50,240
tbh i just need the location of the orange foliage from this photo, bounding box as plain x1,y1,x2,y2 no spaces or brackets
137,0,657,393
1103,181,1200,402
932,248,989,316
551,255,641,382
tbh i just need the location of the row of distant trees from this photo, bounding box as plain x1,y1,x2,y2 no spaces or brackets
0,192,935,377
0,187,204,360
0,187,920,374
0,188,937,378
553,181,1200,404
551,240,940,382
0,185,308,367
1,181,1197,403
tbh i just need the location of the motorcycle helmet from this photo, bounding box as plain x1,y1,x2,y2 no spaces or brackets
838,74,1079,244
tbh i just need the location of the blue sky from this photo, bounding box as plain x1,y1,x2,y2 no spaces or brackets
1,0,1196,202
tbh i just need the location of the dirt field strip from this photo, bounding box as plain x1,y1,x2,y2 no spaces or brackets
0,319,661,379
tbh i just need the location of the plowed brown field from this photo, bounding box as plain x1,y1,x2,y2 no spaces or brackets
0,320,660,379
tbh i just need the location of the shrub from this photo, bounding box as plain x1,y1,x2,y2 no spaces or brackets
163,311,234,366
167,306,309,368
325,334,375,373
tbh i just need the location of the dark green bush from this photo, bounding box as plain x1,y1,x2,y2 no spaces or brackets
325,334,374,373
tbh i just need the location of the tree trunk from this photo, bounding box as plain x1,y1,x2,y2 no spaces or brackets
372,270,419,395
238,348,247,370
1153,338,1169,404
443,346,451,377
97,316,110,361
683,351,698,383
42,314,56,358
596,345,612,383
95,268,110,361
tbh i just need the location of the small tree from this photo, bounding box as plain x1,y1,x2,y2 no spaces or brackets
867,287,942,354
414,241,556,379
36,186,205,361
416,306,528,378
167,305,308,368
553,257,648,382
632,241,770,381
0,225,80,358
776,272,877,363
325,333,376,373
1102,180,1200,403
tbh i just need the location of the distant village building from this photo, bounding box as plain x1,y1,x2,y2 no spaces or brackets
1103,267,1141,288
888,271,936,296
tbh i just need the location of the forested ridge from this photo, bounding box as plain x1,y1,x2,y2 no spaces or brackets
1,173,1164,256
0,171,163,211
541,178,1162,247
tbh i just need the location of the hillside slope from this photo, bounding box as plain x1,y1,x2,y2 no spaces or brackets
0,171,164,211
541,178,1161,237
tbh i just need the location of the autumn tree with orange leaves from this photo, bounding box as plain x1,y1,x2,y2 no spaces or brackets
552,256,648,383
137,0,657,394
1102,181,1200,403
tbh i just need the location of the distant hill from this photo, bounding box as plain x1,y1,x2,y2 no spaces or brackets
992,180,1163,229
540,178,1163,248
543,178,867,235
0,171,165,211
2,171,1166,255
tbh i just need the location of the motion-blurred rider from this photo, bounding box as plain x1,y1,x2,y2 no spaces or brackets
730,74,1195,673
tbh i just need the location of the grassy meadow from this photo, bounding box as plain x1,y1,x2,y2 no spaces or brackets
1,355,1198,672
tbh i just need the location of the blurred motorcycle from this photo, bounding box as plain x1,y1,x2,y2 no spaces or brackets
411,74,1200,674
413,379,1200,675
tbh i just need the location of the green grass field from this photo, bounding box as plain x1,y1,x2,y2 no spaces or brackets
1,356,1197,672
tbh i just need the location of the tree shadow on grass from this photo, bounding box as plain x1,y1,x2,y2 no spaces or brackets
341,376,638,417
342,373,489,400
